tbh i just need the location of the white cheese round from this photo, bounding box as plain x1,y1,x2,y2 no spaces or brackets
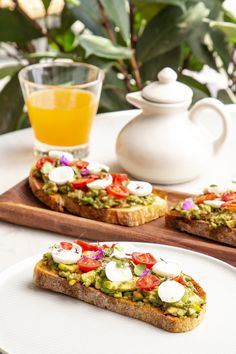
203,184,225,196
48,150,74,162
152,260,181,278
87,174,113,189
51,243,82,264
204,200,225,208
112,243,139,259
87,162,110,174
127,181,152,196
158,280,185,303
48,166,74,185
105,261,132,282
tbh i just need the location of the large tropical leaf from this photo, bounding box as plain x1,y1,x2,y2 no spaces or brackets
209,21,236,43
0,9,42,43
140,46,183,82
0,74,24,134
65,0,105,36
79,34,132,59
100,0,130,43
136,3,209,64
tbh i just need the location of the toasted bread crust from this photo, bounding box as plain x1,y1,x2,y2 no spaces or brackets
165,211,236,247
34,260,206,333
29,168,167,226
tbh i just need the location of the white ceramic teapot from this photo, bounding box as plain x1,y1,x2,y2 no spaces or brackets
116,67,232,184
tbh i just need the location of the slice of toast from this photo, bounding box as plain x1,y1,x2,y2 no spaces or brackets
29,168,167,226
33,259,206,333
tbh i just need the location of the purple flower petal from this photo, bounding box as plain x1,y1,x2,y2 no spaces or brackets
60,155,71,166
92,248,104,260
139,268,150,277
182,198,195,210
80,168,89,176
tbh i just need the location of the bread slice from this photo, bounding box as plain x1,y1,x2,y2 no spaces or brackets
29,168,167,226
165,210,236,247
34,260,206,333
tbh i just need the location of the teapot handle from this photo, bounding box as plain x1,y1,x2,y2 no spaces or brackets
189,98,231,155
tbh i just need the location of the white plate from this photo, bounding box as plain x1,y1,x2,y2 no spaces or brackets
0,243,235,354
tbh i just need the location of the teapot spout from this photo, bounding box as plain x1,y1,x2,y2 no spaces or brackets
126,92,147,109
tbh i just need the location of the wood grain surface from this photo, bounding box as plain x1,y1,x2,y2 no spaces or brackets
0,179,235,267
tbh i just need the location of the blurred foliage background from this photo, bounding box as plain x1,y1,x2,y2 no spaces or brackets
0,0,236,134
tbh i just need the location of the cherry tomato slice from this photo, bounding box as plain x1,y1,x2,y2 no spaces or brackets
136,275,160,291
195,193,216,204
36,157,54,170
112,173,129,185
106,184,129,199
222,191,236,202
77,257,101,272
72,175,98,189
174,276,186,286
74,240,99,251
221,201,236,211
132,252,157,269
60,242,73,250
74,160,89,170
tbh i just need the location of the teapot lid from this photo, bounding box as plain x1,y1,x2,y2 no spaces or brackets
142,67,193,104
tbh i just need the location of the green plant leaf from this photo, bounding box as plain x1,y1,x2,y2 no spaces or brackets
50,29,77,52
100,0,130,43
0,9,42,43
217,89,236,104
179,74,210,104
209,20,236,43
42,0,52,11
136,3,209,64
134,0,187,12
0,64,22,80
65,0,105,36
209,27,231,68
0,74,24,134
140,46,182,82
79,34,132,59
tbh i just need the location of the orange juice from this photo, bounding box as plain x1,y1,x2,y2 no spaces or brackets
26,89,97,146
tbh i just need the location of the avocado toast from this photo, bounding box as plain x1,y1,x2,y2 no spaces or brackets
166,184,236,247
29,151,167,226
34,240,206,333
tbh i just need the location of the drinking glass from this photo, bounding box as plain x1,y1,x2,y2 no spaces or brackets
19,62,104,158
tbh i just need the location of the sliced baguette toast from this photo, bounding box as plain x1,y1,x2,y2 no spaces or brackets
29,167,167,226
165,210,236,247
34,259,206,333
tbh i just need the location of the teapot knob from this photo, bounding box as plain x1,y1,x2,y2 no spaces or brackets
157,67,177,84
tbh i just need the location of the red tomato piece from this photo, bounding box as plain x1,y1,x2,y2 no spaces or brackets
136,275,160,291
74,240,99,251
106,184,129,199
36,157,54,170
132,252,157,269
222,191,236,202
74,160,89,170
174,276,186,286
221,201,236,211
195,193,216,204
60,242,73,250
77,257,101,272
112,173,129,185
72,175,98,189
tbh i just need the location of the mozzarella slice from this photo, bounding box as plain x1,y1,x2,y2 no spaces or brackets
87,174,112,189
158,280,185,303
51,243,82,264
204,200,225,208
105,261,132,282
87,162,110,174
112,243,139,258
152,260,181,278
48,166,74,185
49,150,74,162
127,181,152,196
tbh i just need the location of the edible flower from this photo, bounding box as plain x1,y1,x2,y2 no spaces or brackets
80,168,90,176
60,155,71,166
91,248,104,260
182,198,195,210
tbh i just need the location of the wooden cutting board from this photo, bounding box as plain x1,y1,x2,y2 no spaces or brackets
0,179,235,267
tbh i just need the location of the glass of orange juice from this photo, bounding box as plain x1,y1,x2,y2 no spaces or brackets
19,62,104,158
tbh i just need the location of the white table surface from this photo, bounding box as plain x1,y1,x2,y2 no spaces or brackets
0,107,236,272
